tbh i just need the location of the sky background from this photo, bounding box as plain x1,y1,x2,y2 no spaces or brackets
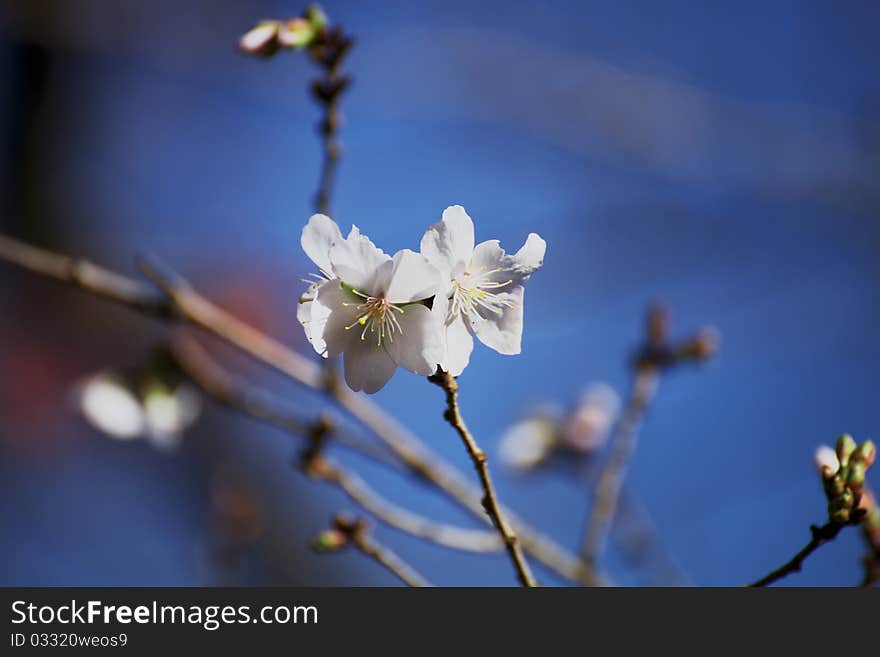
1,0,878,586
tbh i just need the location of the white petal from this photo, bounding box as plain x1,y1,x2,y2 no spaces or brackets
301,214,343,274
329,225,390,292
297,284,323,355
420,205,475,275
384,303,444,376
442,314,474,377
469,285,524,355
470,233,546,287
343,343,398,393
381,249,442,303
316,283,361,358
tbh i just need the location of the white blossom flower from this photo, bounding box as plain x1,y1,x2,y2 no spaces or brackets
814,445,840,480
298,214,445,393
77,370,201,451
420,205,546,376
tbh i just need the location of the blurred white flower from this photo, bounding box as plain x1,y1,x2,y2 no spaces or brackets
420,205,546,376
78,373,145,440
77,371,201,451
499,383,620,471
238,21,281,57
498,413,559,470
560,383,620,453
298,214,444,393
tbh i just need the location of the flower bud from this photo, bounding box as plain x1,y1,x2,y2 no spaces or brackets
239,21,281,57
828,475,847,498
278,18,317,48
836,434,857,468
306,4,329,31
854,440,876,468
829,489,854,517
311,528,347,552
814,445,839,479
847,462,867,491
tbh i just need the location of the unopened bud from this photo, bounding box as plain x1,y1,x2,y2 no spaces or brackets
829,489,855,514
836,434,857,468
848,462,867,491
854,440,876,468
311,528,347,552
239,21,281,57
306,5,329,31
690,328,719,360
814,445,839,479
828,475,847,498
279,18,317,48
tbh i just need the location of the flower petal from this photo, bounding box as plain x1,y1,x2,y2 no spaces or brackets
297,285,322,355
420,205,475,276
316,282,361,358
343,343,398,393
329,225,390,292
381,249,442,304
470,233,546,287
301,214,343,274
442,314,474,377
384,303,444,376
468,285,524,355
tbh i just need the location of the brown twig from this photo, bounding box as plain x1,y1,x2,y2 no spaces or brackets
579,304,716,576
307,28,352,216
748,522,844,587
579,366,657,573
305,452,503,554
428,369,538,587
332,515,431,587
0,234,597,584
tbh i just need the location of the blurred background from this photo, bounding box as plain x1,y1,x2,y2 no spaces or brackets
1,0,878,586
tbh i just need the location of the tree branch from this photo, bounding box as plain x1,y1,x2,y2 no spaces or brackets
332,516,431,587
0,233,598,584
428,370,538,587
579,366,657,572
748,522,843,587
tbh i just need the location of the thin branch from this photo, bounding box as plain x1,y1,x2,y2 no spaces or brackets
0,234,168,315
173,334,503,554
308,28,352,216
579,366,657,572
308,455,503,553
0,233,598,584
171,334,398,469
333,516,431,587
428,370,538,587
748,522,843,587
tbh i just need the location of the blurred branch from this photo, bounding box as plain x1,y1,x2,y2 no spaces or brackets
307,23,352,215
173,334,503,554
614,486,691,586
580,366,656,574
0,232,596,584
748,522,843,587
429,370,537,587
579,305,717,576
305,453,503,553
329,515,432,587
171,334,398,469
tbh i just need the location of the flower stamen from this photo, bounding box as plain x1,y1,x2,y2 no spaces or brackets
344,291,406,347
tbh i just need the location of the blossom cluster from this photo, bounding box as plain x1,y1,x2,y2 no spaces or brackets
297,206,546,393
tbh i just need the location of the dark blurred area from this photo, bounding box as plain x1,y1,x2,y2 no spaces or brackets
1,0,878,586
